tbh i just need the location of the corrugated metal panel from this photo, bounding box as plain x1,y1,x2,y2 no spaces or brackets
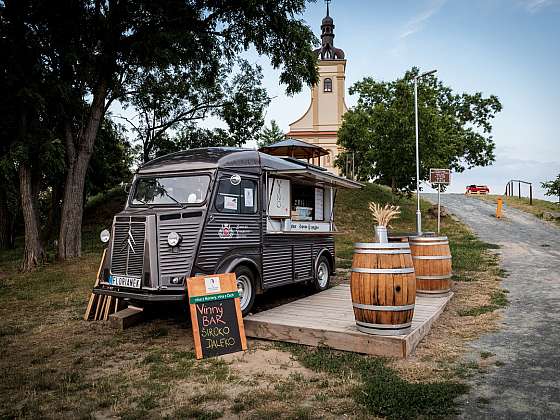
294,244,313,281
263,245,293,287
158,214,203,278
196,213,261,272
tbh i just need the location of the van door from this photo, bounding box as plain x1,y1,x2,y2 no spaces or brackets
195,173,261,274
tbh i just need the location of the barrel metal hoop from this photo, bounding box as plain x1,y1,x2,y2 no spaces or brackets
356,320,412,329
351,267,415,274
409,236,448,242
416,274,452,280
410,242,449,246
354,242,410,249
354,249,411,254
412,255,452,260
417,289,451,294
353,303,415,311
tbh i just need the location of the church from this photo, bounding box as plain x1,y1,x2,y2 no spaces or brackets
287,1,348,175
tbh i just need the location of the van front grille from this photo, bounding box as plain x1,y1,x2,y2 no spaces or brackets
111,221,146,277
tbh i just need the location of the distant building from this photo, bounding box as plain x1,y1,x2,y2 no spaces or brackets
287,1,347,174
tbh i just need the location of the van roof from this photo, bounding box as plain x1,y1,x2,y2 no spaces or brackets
138,147,307,173
137,147,362,189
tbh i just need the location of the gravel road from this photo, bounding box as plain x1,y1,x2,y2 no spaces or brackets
424,194,560,419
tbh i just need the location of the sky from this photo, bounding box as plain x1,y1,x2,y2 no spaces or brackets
243,0,560,200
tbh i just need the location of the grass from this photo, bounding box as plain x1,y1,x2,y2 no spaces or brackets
473,194,560,226
458,289,509,317
0,182,506,419
283,345,468,420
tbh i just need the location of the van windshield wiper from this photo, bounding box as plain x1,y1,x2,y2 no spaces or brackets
161,189,185,208
129,197,154,213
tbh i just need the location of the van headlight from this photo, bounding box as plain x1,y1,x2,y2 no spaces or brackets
100,229,110,243
167,231,182,247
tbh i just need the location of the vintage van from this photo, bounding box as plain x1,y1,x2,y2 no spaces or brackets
95,148,361,315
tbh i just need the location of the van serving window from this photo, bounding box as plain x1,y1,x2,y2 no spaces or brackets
215,177,257,214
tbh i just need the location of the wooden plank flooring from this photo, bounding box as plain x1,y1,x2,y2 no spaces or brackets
244,284,452,358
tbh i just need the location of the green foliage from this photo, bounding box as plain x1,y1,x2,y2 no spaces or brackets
257,120,285,148
541,174,560,203
86,120,133,198
127,60,270,162
336,67,502,193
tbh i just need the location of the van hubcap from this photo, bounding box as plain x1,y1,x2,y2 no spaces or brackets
237,275,252,311
317,262,329,288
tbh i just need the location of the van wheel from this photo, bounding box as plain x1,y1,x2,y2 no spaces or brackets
235,266,256,316
313,256,331,292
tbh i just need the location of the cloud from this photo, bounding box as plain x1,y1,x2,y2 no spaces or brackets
398,0,447,40
520,0,559,13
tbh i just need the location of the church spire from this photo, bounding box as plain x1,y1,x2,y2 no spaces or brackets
315,0,345,60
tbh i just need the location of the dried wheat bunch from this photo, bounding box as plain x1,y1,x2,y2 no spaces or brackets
368,202,401,227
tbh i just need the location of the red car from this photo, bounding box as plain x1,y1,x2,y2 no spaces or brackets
465,185,490,195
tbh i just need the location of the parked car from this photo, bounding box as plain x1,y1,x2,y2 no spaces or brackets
94,148,362,315
465,185,490,195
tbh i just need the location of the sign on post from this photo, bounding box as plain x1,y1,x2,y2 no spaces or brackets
429,168,451,185
186,273,247,359
429,169,451,234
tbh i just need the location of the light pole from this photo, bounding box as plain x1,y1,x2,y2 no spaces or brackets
414,69,437,235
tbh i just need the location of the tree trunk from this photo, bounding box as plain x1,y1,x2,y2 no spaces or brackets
45,183,63,241
19,163,45,271
0,188,16,249
57,152,91,259
58,80,107,260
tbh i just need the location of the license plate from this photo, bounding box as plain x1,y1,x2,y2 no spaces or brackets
109,275,141,288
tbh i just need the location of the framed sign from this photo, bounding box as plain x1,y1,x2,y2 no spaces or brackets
267,178,290,218
430,168,451,185
186,273,247,359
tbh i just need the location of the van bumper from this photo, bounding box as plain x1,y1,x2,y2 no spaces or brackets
93,286,185,302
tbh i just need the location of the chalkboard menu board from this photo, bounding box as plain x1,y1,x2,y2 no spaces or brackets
187,273,247,359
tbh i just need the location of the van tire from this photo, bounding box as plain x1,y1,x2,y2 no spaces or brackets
235,265,256,316
312,256,331,292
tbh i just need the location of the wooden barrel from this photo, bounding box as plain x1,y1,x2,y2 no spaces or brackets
350,242,416,335
409,236,452,295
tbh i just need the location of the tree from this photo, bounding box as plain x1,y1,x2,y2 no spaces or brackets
123,60,269,163
257,120,285,147
541,174,560,203
336,68,502,193
1,0,319,262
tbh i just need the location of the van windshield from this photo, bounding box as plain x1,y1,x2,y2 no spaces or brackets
131,175,210,206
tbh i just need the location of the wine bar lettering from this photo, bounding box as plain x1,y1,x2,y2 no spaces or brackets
196,299,242,356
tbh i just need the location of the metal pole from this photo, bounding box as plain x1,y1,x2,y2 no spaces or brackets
414,77,421,235
529,183,533,205
437,184,441,234
518,182,521,199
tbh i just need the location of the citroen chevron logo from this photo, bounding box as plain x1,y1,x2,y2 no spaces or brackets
120,227,136,254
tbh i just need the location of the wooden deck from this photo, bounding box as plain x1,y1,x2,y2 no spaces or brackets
244,285,452,358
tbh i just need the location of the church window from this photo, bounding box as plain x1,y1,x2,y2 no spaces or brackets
324,78,332,92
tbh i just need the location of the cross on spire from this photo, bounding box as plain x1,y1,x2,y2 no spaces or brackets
325,0,331,16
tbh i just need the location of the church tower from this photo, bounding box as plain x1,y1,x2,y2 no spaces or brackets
287,1,347,174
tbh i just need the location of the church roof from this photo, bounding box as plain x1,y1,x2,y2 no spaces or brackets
314,0,345,60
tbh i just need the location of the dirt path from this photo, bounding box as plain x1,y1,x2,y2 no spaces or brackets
426,193,560,419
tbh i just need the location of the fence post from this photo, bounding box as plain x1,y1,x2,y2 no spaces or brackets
518,182,521,199
529,183,533,205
